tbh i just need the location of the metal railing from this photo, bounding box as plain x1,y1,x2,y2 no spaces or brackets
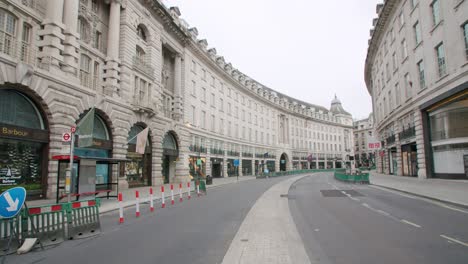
399,126,416,140
386,134,396,145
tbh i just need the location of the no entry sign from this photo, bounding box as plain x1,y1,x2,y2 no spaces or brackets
62,132,71,142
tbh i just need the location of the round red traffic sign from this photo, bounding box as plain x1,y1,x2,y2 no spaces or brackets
71,126,76,133
62,132,71,142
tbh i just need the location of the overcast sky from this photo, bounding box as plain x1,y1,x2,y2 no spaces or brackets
162,0,380,120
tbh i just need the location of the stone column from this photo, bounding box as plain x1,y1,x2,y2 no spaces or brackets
223,158,228,178
104,0,122,97
62,0,80,76
38,0,65,72
239,158,243,177
252,158,255,176
173,55,182,120
414,110,427,179
206,141,211,177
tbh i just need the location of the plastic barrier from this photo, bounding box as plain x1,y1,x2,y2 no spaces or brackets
334,171,369,184
23,204,67,247
0,217,22,254
67,200,101,240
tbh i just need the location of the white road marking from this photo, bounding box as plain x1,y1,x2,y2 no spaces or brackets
314,229,320,232
377,210,390,216
440,235,468,247
370,185,468,214
362,203,370,208
401,219,422,228
350,197,360,202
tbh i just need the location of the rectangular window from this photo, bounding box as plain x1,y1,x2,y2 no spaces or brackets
228,103,231,115
431,0,440,26
92,0,99,13
414,21,421,45
202,87,206,102
390,28,395,42
463,23,468,59
191,81,196,96
191,60,196,73
395,83,400,106
211,93,215,107
202,69,206,80
399,11,405,28
392,52,397,72
436,42,446,77
211,76,215,86
411,0,417,9
404,73,411,99
201,111,206,129
211,115,215,131
220,118,224,134
417,60,426,89
402,39,408,59
93,31,101,50
192,106,196,126
219,98,223,111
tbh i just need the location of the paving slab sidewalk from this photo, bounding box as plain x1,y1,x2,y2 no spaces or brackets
370,172,468,207
28,176,256,213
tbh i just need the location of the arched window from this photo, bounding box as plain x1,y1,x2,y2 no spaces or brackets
136,46,145,61
137,25,147,41
163,133,177,151
93,115,110,140
0,90,44,129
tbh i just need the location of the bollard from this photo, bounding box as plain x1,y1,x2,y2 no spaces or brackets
170,184,175,205
161,186,166,208
179,183,183,202
187,182,191,200
118,193,124,224
196,181,200,197
149,187,154,212
135,191,140,217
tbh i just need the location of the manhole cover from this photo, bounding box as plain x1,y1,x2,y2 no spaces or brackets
320,190,346,197
342,190,365,197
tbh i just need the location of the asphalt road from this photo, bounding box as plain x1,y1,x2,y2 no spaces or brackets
289,172,468,264
7,176,286,264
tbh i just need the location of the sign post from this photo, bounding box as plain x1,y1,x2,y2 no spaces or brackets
233,159,240,181
66,129,75,203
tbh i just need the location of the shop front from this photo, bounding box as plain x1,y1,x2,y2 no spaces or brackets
266,160,275,173
162,132,179,183
210,157,222,178
401,143,417,176
227,159,238,177
126,125,152,188
242,159,252,176
0,89,49,200
189,156,205,180
388,147,397,175
426,89,468,179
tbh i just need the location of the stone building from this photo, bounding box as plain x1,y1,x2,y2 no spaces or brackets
353,113,375,168
0,0,354,200
365,0,468,179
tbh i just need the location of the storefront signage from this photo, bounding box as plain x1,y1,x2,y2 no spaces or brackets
75,137,112,149
0,166,21,186
0,123,48,142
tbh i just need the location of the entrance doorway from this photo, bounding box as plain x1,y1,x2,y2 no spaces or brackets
211,158,222,178
162,132,178,184
280,153,288,171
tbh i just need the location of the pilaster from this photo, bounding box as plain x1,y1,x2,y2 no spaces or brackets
62,0,80,76
38,0,65,73
414,110,427,179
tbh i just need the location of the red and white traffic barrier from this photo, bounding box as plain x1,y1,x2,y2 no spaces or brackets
149,187,154,212
71,200,97,208
187,182,191,200
28,204,64,215
161,186,166,208
196,181,200,197
135,190,140,217
171,184,175,205
179,183,183,202
118,193,124,224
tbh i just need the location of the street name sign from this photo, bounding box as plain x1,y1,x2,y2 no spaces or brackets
0,187,26,218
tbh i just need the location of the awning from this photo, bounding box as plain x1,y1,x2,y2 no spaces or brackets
52,155,129,164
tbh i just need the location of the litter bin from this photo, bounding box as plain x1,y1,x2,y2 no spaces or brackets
206,175,213,185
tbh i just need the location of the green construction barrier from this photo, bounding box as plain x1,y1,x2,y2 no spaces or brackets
0,217,22,254
334,171,369,184
67,199,101,240
22,203,67,247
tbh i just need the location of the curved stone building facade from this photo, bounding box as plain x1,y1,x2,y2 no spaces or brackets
0,0,354,200
365,0,468,179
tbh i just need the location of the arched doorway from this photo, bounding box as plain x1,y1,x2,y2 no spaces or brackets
161,132,178,184
280,153,288,171
126,124,152,188
74,110,113,190
0,89,49,199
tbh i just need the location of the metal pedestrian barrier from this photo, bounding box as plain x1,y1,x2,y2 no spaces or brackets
67,200,101,240
0,217,22,255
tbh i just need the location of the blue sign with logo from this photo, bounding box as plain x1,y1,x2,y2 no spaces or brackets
0,187,26,219
233,159,240,167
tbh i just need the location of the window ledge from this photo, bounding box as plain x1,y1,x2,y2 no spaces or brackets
430,20,444,34
410,3,419,16
401,56,409,64
454,0,465,10
435,73,449,84
417,86,427,95
414,41,423,51
461,61,468,68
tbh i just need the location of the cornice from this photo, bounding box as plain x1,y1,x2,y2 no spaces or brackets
364,0,399,95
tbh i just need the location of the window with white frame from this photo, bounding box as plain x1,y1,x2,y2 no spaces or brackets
211,93,215,107
414,21,421,46
395,83,400,106
202,87,206,102
201,111,206,129
211,114,215,131
417,60,426,89
436,42,446,77
431,0,440,26
399,11,405,28
463,22,468,60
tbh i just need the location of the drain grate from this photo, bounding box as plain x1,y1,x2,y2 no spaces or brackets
320,190,346,197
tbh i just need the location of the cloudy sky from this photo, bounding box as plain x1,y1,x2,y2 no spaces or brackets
162,0,380,120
